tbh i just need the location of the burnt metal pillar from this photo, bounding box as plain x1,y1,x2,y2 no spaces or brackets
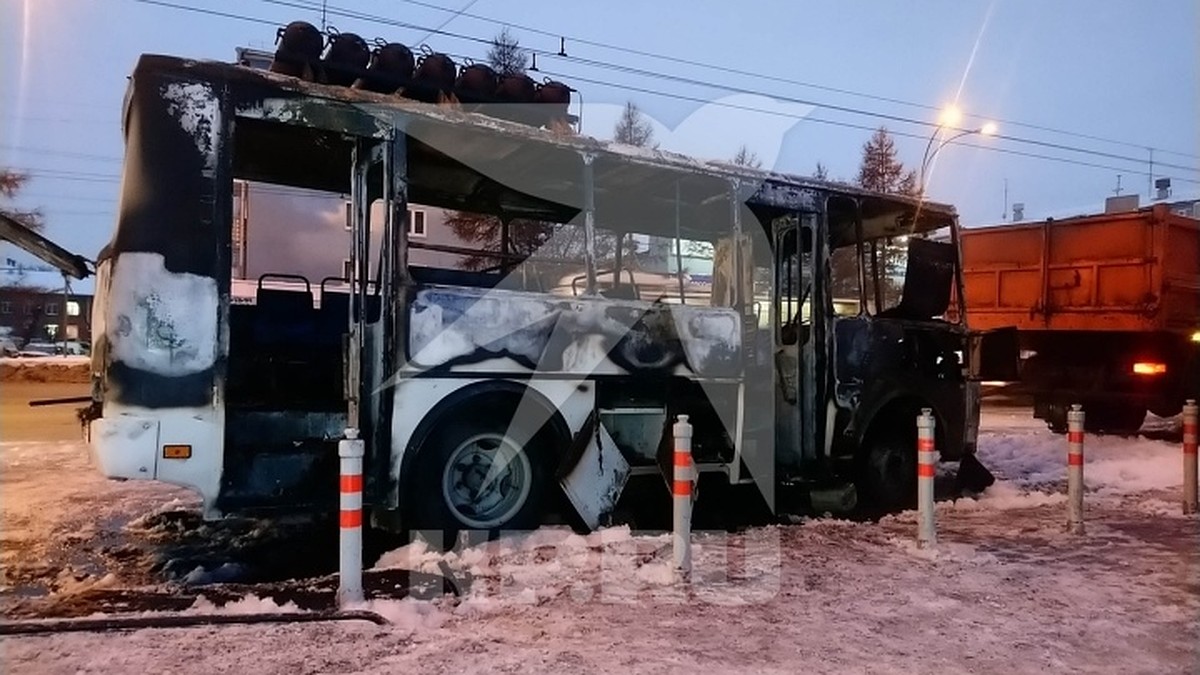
581,153,597,295
674,181,686,304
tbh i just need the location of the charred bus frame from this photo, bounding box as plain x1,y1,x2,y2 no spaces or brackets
86,54,994,538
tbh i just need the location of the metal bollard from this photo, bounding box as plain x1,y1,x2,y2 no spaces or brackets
338,428,365,606
1067,405,1085,534
1184,399,1198,515
916,409,937,549
672,414,694,579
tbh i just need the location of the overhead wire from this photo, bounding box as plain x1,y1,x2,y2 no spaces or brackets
28,0,1196,187
249,0,1199,174
387,0,1200,161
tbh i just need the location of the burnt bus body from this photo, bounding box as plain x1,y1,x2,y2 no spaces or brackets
87,54,993,537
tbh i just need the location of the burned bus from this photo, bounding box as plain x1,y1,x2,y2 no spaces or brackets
85,52,999,541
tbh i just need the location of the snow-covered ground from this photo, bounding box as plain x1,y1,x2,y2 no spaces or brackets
2,408,1198,674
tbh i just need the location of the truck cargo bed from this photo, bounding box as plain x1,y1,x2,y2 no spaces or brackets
961,204,1199,334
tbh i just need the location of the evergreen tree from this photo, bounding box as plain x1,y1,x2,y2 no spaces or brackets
855,127,919,307
486,27,528,75
856,127,909,194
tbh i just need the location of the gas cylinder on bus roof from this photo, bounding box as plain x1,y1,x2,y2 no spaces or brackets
495,72,537,104
534,79,572,121
270,20,323,79
407,51,457,102
321,31,370,87
353,41,415,94
492,72,537,124
454,62,498,104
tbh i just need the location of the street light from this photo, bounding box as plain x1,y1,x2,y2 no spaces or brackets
918,107,997,196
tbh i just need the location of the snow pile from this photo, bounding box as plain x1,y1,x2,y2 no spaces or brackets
347,598,448,633
188,593,301,615
976,426,1181,496
0,356,90,382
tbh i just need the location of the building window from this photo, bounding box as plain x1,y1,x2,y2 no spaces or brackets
0,301,10,315
408,208,427,237
66,301,81,317
344,201,352,231
45,324,59,338
44,302,59,316
66,325,79,340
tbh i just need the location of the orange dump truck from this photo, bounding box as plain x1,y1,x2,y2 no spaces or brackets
960,204,1200,433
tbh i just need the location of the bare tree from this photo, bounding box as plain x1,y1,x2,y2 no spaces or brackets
1,169,44,232
813,162,829,181
487,27,528,76
731,144,762,169
613,102,656,148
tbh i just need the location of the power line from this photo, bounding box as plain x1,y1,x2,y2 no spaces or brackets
540,70,1200,186
133,0,280,27
39,2,1200,187
536,54,1200,175
250,0,1199,173
413,0,480,45
388,0,1200,162
0,145,122,163
133,0,1200,174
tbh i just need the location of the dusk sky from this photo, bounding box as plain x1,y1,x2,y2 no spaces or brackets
2,0,1197,279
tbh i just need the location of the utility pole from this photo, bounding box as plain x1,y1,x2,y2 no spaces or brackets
1113,174,1123,196
1003,178,1009,221
1147,148,1154,201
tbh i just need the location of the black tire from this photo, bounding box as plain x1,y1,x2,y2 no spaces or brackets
856,431,918,515
408,400,550,548
1043,402,1069,434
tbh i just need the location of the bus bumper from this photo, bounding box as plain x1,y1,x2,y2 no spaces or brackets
89,415,160,481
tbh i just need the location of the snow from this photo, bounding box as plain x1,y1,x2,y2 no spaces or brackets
0,356,90,367
187,594,301,615
2,408,1198,673
104,252,219,377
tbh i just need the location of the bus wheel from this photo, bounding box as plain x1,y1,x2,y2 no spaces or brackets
411,407,548,547
856,431,918,515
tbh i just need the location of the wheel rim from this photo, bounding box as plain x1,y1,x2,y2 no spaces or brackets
440,432,532,530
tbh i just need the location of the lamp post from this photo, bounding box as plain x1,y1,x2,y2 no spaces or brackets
908,106,994,230
918,106,996,196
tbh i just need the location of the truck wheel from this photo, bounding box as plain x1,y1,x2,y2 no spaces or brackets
409,404,549,547
1043,402,1068,434
856,432,918,514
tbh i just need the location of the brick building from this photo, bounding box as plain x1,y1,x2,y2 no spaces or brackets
0,286,92,346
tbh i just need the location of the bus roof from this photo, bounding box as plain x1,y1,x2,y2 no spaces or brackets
126,54,956,241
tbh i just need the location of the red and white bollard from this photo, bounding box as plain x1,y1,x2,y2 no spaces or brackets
1067,404,1085,534
916,408,937,549
338,428,365,606
672,414,694,579
1183,399,1198,515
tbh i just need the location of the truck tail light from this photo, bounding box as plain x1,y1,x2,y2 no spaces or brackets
1132,362,1167,376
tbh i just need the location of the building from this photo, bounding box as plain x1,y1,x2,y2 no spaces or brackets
0,285,92,346
229,180,475,301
